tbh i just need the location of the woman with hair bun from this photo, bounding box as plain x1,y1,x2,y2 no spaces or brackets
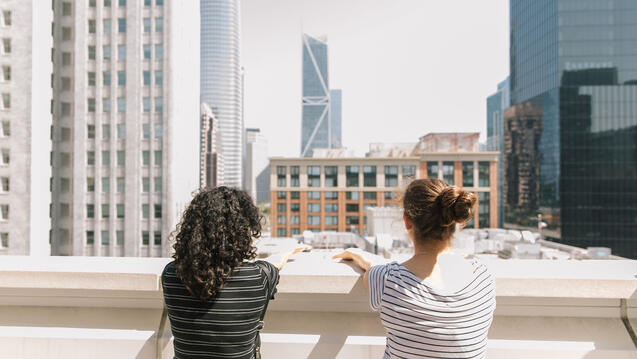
334,178,496,359
162,186,308,359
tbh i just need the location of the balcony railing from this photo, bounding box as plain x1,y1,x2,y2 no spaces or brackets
1,254,636,358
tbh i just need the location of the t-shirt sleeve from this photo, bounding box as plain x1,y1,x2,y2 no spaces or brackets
368,263,390,311
255,260,280,300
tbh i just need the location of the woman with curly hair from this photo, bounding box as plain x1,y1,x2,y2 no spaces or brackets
334,179,496,358
161,186,307,359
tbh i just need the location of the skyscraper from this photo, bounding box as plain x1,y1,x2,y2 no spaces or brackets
486,78,509,227
201,0,243,188
200,103,223,188
301,34,342,157
0,1,51,256
329,89,342,148
245,128,269,204
506,0,637,258
50,0,200,257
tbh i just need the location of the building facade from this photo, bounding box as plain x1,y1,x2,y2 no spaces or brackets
200,0,243,188
301,34,342,157
486,78,509,227
200,102,223,188
272,134,499,237
245,128,269,204
50,0,200,257
0,1,51,256
507,0,637,258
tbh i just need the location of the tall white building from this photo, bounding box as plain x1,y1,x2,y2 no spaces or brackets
245,128,268,204
0,1,52,256
201,0,243,188
200,102,223,188
50,0,199,257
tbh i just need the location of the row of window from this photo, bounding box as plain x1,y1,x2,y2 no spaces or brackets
85,70,162,86
87,96,163,113
85,124,161,140
86,0,164,8
84,229,162,247
276,165,417,188
86,17,163,34
83,203,161,219
84,43,163,61
276,191,394,201
85,175,162,193
277,215,340,226
276,203,376,213
427,161,491,187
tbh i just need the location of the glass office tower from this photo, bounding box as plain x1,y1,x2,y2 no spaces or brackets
506,0,637,258
487,78,509,228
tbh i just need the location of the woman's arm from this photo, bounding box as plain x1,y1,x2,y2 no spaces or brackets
264,245,311,270
332,249,378,289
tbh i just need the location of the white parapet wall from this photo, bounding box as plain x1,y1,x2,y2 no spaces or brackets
0,254,636,358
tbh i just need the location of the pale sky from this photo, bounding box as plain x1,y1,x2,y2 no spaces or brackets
241,0,509,157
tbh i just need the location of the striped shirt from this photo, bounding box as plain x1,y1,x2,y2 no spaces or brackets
162,260,279,359
368,258,496,359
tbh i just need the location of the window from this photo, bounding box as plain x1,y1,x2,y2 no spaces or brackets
277,166,286,187
427,161,439,179
118,18,126,33
103,19,111,34
142,151,150,165
143,71,151,86
142,177,150,192
117,45,126,60
154,231,161,245
308,203,320,212
155,17,163,32
119,0,126,6
0,149,8,165
402,165,416,184
325,216,338,226
117,71,125,86
102,124,111,139
117,97,125,112
346,166,359,187
385,191,394,200
86,231,94,245
142,204,149,219
277,191,286,200
1,38,10,54
290,191,300,199
290,228,300,235
87,124,96,139
290,166,300,187
62,52,72,66
385,166,398,187
363,166,376,187
0,177,8,192
62,27,72,41
156,0,163,5
277,216,286,225
143,124,150,139
87,177,95,192
0,121,8,137
290,216,300,225
143,18,151,33
117,150,125,165
442,162,454,185
154,124,162,139
87,151,95,165
290,203,299,212
103,98,111,112
155,70,162,85
154,150,162,165
101,151,110,166
325,203,337,212
277,228,286,237
307,216,320,226
478,162,490,187
325,191,338,200
61,77,71,91
101,203,110,218
346,203,359,212
103,71,111,85
88,19,96,33
277,203,286,212
142,231,149,245
462,162,474,187
117,204,124,218
117,177,124,192
1,66,9,82
60,178,70,192
1,93,10,109
346,216,359,225
101,231,109,245
307,191,320,200
346,191,359,201
87,98,95,112
154,204,162,218
104,0,112,7
154,97,163,112
143,97,150,112
88,72,96,86
87,204,94,218
143,44,151,59
154,177,162,192
90,0,96,7
155,44,163,59
363,192,377,200
117,124,126,139
102,177,110,193
478,192,490,228
325,166,338,187
116,231,124,246
308,166,320,187
62,2,72,15
0,232,7,249
144,0,151,6
2,11,12,26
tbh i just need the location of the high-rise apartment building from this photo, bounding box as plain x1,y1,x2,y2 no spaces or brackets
0,1,51,256
245,128,269,204
50,0,199,257
200,102,223,188
201,0,243,188
506,0,637,258
486,78,509,227
301,34,342,157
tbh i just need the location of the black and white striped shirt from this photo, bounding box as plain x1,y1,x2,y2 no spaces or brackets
368,259,496,359
162,260,279,359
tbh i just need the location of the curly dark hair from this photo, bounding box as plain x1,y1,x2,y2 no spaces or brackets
171,186,262,301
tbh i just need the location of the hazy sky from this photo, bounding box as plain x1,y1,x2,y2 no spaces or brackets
242,0,509,157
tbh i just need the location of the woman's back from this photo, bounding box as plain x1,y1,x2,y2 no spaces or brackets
368,254,496,359
162,260,278,359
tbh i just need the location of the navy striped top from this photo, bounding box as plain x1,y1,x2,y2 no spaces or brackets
162,260,279,359
368,259,496,358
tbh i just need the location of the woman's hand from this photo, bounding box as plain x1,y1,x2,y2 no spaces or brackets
332,248,373,272
267,245,312,270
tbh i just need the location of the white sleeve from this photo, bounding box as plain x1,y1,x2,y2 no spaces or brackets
368,263,390,311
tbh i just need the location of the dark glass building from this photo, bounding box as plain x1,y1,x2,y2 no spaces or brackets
506,0,637,258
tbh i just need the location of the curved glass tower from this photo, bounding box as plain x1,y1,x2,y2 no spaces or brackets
201,0,243,187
